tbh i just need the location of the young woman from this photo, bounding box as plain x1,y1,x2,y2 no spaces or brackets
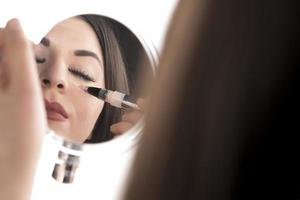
35,14,145,143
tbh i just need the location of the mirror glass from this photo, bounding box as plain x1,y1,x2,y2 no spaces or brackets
36,14,156,144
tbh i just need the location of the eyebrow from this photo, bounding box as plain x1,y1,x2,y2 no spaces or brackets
74,50,102,64
40,37,102,64
40,37,50,47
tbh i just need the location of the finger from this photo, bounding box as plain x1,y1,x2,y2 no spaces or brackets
0,28,4,47
0,28,4,63
30,40,38,51
2,19,37,88
110,121,134,135
122,111,143,124
0,28,6,87
0,29,3,75
137,98,147,110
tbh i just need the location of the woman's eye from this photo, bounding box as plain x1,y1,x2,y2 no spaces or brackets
68,67,96,82
35,57,46,64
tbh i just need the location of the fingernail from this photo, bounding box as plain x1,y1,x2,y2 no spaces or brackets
6,18,21,30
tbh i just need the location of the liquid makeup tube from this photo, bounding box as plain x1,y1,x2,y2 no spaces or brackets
85,87,140,111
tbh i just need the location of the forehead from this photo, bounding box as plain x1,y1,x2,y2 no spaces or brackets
45,17,102,55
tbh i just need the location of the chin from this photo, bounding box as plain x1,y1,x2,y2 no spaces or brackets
48,123,87,143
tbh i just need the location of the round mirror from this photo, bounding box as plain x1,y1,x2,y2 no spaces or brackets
36,14,156,145
31,14,158,187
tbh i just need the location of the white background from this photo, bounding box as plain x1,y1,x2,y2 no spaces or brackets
1,0,178,52
1,0,178,199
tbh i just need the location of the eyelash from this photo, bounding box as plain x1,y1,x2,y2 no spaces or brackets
68,68,96,82
35,57,95,82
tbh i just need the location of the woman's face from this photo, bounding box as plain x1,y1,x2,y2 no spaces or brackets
34,17,105,143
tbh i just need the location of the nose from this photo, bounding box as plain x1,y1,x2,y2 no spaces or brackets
40,61,68,92
41,78,66,91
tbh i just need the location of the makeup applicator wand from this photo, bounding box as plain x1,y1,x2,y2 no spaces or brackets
85,87,140,111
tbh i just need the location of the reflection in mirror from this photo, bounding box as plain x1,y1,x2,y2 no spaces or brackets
32,14,156,184
35,14,155,145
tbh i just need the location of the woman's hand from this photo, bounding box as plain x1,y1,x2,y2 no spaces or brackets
0,19,46,200
110,98,146,135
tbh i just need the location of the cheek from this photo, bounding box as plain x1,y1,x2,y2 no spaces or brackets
77,98,104,124
71,94,104,141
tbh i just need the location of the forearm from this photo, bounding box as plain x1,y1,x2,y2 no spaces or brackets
0,145,42,200
0,19,46,200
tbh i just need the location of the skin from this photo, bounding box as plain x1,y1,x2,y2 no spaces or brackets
0,19,46,200
34,17,105,143
111,98,145,135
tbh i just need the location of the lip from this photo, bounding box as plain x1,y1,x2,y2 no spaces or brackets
45,99,69,121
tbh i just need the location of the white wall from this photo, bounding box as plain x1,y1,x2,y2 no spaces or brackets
1,0,178,52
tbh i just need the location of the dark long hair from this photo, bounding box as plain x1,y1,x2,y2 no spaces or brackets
79,14,129,143
80,14,153,143
124,0,299,199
